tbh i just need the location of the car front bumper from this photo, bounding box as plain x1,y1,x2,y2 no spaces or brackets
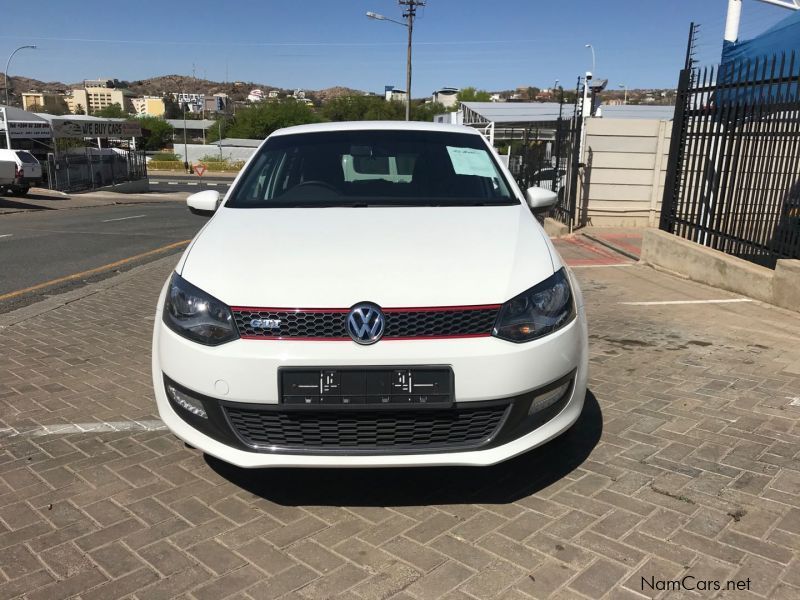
152,284,589,468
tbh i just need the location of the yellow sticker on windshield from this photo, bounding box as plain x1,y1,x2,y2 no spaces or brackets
446,146,496,178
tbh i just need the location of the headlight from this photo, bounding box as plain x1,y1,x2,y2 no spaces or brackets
493,268,575,342
163,273,238,345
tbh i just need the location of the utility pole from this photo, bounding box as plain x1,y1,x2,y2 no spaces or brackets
399,0,424,121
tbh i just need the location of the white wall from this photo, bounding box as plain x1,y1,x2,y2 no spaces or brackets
171,143,256,164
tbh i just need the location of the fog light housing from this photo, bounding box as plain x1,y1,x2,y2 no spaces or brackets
529,380,572,415
166,383,208,419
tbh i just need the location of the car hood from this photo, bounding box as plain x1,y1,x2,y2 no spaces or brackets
179,204,556,308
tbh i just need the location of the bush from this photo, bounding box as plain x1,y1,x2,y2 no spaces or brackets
148,160,184,171
151,152,180,161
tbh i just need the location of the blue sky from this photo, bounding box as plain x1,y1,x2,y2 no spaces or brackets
0,0,792,94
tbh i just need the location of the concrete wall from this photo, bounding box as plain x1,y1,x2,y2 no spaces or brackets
172,143,256,165
640,229,800,313
579,118,671,228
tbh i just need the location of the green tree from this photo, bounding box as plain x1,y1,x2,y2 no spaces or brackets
321,95,382,121
525,86,541,100
74,103,86,115
94,103,127,118
137,116,174,151
456,87,492,104
162,94,182,119
224,99,321,139
411,101,446,122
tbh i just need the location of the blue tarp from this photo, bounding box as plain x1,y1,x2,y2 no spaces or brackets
722,10,800,67
717,11,800,106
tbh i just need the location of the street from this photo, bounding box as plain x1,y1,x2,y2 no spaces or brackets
0,202,206,310
148,173,234,194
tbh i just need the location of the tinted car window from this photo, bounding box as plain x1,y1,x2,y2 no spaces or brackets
16,151,38,164
227,130,518,207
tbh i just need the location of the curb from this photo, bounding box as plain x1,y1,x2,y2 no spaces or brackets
0,254,178,328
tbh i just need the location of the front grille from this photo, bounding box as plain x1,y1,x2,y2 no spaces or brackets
232,306,500,339
224,403,509,452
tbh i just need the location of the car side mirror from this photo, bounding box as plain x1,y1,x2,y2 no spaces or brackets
525,186,558,212
187,190,220,216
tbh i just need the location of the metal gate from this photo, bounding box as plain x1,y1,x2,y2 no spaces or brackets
661,31,800,267
509,91,584,230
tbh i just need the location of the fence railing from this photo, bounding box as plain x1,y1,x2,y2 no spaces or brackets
660,51,800,267
46,148,147,193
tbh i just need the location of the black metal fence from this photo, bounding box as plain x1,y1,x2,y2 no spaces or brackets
45,147,147,193
661,49,800,267
505,98,583,229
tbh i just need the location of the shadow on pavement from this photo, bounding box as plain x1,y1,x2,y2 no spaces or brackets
0,196,59,210
206,390,602,507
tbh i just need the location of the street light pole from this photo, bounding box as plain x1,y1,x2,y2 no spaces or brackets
367,1,424,121
619,84,628,104
584,43,596,73
404,2,414,121
5,45,37,107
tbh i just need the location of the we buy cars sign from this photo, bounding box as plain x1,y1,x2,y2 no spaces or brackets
51,119,142,139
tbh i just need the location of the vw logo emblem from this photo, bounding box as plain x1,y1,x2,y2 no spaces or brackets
347,303,385,345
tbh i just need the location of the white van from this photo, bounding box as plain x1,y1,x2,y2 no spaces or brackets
0,149,42,196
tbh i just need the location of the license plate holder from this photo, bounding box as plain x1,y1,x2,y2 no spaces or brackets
279,366,454,408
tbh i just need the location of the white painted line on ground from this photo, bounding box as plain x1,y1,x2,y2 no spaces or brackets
101,214,146,223
570,263,635,269
187,182,198,186
168,181,179,185
150,180,162,184
0,419,167,438
619,298,753,306
208,183,217,186
0,234,13,239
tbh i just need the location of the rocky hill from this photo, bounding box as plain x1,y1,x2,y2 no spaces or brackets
3,72,367,105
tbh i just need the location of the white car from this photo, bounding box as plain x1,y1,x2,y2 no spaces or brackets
152,121,588,468
0,149,42,196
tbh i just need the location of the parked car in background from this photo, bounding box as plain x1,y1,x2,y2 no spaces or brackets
153,121,589,469
0,149,42,196
0,159,15,193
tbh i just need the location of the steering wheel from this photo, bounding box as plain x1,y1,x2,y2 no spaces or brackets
294,180,340,192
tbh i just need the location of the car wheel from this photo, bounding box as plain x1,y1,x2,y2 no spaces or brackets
10,186,29,196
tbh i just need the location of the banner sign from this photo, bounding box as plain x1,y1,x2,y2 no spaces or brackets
51,119,142,139
0,119,52,139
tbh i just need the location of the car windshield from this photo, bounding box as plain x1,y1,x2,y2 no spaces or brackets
226,130,518,208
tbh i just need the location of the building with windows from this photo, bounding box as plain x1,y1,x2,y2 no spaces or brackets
171,93,205,114
21,92,69,113
67,86,135,115
204,93,229,113
384,86,407,102
132,96,166,117
432,87,459,108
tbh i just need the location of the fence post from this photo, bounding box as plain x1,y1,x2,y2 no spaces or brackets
659,67,692,232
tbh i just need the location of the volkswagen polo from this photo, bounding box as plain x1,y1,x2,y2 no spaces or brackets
152,121,588,468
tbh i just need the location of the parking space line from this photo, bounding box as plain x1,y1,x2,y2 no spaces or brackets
619,299,753,306
0,420,167,438
101,214,146,223
168,181,178,185
0,234,12,239
0,239,191,302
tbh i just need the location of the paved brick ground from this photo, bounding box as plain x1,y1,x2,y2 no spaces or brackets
1,251,799,599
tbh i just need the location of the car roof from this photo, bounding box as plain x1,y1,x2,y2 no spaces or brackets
270,120,483,138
